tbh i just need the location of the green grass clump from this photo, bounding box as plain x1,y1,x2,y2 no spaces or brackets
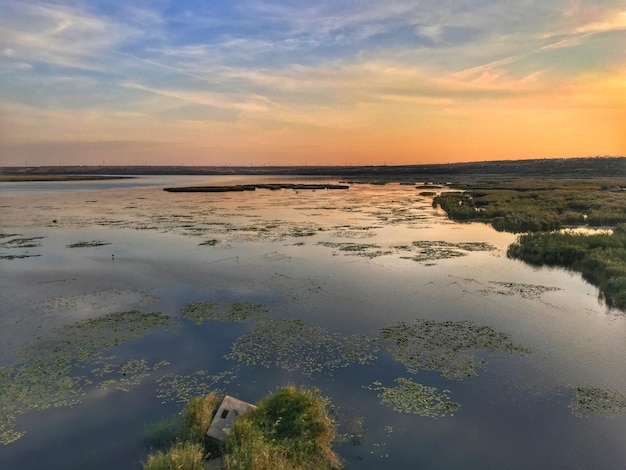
143,392,222,469
143,387,342,470
225,386,342,470
181,393,222,443
143,442,205,470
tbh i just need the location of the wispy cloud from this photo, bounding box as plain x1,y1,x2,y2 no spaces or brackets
1,0,624,165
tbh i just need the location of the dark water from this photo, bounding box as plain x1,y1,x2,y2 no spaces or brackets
1,176,624,469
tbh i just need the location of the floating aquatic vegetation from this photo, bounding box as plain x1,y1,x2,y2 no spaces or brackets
290,227,318,237
66,240,111,248
180,301,267,324
335,416,365,446
477,281,562,299
225,318,379,376
0,236,44,249
155,370,235,404
39,289,160,317
455,242,496,252
366,378,459,418
317,242,392,258
0,361,92,444
405,240,494,263
331,229,376,239
199,239,219,246
568,386,626,418
0,409,21,445
0,310,174,444
0,235,44,261
91,358,170,392
0,254,41,260
379,319,531,380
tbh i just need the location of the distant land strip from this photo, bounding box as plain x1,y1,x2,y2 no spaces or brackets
164,183,349,192
0,175,133,182
1,157,624,180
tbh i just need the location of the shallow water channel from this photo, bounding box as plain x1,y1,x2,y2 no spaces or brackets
1,176,625,469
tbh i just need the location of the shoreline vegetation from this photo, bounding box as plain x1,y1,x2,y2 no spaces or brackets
507,227,626,309
143,386,342,470
1,156,624,180
432,178,626,310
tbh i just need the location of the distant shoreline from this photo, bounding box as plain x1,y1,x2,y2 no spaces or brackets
0,175,133,182
1,157,624,180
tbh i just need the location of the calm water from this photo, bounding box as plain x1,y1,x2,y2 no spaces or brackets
1,176,624,469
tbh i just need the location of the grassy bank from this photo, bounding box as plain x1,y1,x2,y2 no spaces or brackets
433,178,626,233
507,225,626,310
432,178,626,311
143,386,342,470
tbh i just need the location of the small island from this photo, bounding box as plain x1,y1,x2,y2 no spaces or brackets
143,386,342,470
163,183,349,192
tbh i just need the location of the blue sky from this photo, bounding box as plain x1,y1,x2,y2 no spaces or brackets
1,0,624,166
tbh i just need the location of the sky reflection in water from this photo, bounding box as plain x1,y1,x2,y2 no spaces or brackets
0,176,625,469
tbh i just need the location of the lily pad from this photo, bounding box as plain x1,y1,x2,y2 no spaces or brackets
225,318,379,376
0,310,174,444
180,301,267,324
379,319,531,379
366,378,460,418
568,386,626,418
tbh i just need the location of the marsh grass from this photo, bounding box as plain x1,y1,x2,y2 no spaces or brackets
507,225,626,309
143,393,222,470
181,393,221,443
434,178,626,232
144,387,342,470
143,442,206,470
144,416,183,449
225,386,342,470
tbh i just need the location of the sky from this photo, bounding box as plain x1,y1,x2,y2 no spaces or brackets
0,1,625,167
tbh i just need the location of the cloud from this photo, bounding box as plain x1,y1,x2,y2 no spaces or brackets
1,0,624,165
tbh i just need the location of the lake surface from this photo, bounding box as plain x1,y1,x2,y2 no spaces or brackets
1,176,625,469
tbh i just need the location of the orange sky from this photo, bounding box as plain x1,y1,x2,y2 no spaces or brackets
1,1,625,166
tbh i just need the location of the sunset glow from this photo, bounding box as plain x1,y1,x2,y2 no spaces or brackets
1,1,624,166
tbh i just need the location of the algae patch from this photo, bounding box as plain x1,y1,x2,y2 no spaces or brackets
0,310,174,445
379,319,531,379
180,301,267,324
0,236,44,249
405,241,495,263
225,318,379,376
479,281,562,299
155,370,235,405
0,235,44,260
317,242,392,259
91,358,170,392
366,378,459,418
66,240,111,248
568,386,626,418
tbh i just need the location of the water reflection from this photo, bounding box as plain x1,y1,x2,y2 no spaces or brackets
0,176,624,469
